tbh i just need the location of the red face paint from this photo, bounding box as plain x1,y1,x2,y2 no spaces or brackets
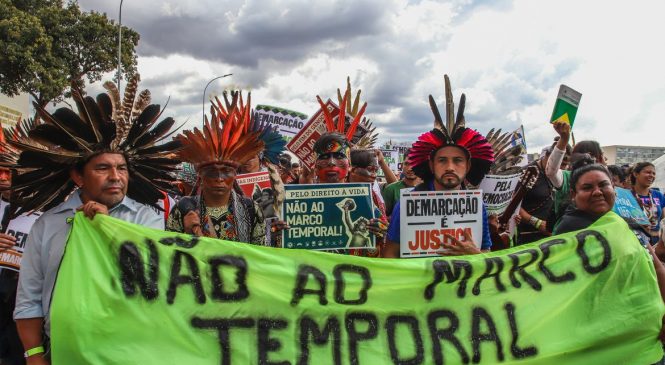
315,152,349,183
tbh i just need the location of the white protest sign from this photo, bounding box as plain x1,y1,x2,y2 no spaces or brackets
479,173,521,216
254,105,308,143
399,190,483,258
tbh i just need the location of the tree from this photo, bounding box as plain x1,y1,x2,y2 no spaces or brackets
0,0,140,110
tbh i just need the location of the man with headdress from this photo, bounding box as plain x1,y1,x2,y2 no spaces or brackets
312,79,387,255
10,76,182,362
167,92,280,245
383,75,495,258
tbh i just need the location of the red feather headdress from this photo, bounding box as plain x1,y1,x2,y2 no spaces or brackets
409,75,494,185
177,92,264,169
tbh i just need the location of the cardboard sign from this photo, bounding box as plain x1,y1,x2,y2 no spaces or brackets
479,173,521,216
235,171,272,198
613,187,650,226
282,183,376,250
400,190,483,258
253,105,308,143
286,100,339,170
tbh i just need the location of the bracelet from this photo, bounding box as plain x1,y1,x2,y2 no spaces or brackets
24,345,44,358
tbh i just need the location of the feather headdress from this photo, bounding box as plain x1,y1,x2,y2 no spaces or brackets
485,128,525,175
409,75,494,185
177,91,265,169
4,75,182,216
313,77,371,156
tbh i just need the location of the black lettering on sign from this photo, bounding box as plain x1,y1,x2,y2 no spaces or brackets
424,260,472,300
209,255,249,301
507,249,542,291
504,303,538,359
297,316,342,365
166,250,205,305
118,240,159,300
159,235,199,249
471,307,504,363
575,230,611,274
472,257,506,296
345,312,379,365
191,317,254,365
291,265,328,306
258,318,290,365
386,315,424,365
333,264,372,305
427,310,469,365
538,239,575,283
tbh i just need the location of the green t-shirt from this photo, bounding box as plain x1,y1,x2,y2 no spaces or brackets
553,170,571,231
382,180,408,217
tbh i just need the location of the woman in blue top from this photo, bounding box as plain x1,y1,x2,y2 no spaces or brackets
631,162,665,244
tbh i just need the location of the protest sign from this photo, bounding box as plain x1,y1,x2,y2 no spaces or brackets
378,148,399,177
0,200,40,271
400,190,483,258
479,173,521,216
51,212,665,365
281,183,376,250
236,171,272,198
286,99,339,170
254,105,308,143
613,187,650,226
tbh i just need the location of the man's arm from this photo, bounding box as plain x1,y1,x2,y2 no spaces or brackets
16,318,49,364
14,219,48,363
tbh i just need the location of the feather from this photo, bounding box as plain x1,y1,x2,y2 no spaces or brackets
133,117,176,148
428,95,446,137
103,81,122,122
444,75,455,133
337,91,348,133
316,96,336,132
130,89,152,122
454,93,466,131
33,104,92,152
345,102,367,142
122,74,140,124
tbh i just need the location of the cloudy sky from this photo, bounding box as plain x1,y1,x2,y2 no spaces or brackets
78,0,665,152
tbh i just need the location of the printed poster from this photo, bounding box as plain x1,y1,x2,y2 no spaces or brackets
282,183,376,250
253,105,308,143
286,100,339,170
236,171,272,198
400,190,483,258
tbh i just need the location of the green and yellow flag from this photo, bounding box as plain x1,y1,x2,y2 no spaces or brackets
51,212,664,364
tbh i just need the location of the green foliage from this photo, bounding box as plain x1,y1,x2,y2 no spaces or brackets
0,0,139,108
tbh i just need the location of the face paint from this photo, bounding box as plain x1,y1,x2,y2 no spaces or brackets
315,152,349,183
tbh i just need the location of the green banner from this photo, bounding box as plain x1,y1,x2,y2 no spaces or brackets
51,212,664,364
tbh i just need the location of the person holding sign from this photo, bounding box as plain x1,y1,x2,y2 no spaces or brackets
168,92,282,244
310,81,387,255
382,150,419,218
383,75,495,258
11,77,181,364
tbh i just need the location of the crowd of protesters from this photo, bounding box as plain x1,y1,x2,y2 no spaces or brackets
0,75,664,365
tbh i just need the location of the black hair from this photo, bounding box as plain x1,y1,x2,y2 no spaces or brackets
569,154,611,192
572,140,603,163
350,149,376,168
630,161,655,185
607,165,625,181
